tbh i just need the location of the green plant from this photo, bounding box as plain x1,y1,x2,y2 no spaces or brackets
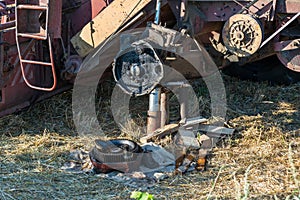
130,191,154,200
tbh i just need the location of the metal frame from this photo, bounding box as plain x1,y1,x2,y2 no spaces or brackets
15,0,57,91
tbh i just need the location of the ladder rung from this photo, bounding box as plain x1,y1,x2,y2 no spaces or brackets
17,33,47,40
17,5,47,10
21,59,52,66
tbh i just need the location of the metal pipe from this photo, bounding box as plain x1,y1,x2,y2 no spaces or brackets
160,92,169,127
179,88,188,120
147,0,163,135
147,88,161,134
179,0,187,27
149,88,161,112
154,0,162,25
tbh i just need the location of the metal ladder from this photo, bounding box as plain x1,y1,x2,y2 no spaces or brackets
15,0,56,91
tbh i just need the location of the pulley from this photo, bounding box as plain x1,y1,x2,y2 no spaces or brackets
222,14,263,57
113,40,164,96
89,139,143,173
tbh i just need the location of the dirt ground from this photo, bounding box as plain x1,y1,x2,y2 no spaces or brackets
0,74,299,200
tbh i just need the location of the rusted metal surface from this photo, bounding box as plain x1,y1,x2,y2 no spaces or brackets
273,12,300,72
48,0,62,39
184,0,300,73
0,0,106,115
277,0,300,13
274,39,300,52
273,21,299,72
147,110,162,135
0,0,62,115
277,48,300,72
160,92,169,127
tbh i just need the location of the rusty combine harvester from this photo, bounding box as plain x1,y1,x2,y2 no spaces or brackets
0,0,300,118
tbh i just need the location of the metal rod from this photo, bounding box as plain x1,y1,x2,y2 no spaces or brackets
20,59,53,66
154,0,162,25
147,0,163,135
16,5,47,10
179,88,188,120
160,92,169,127
150,0,162,112
147,89,161,134
260,12,300,48
149,88,161,112
180,0,186,18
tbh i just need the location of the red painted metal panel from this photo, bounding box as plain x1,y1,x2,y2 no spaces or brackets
277,0,300,13
69,0,108,37
49,0,62,38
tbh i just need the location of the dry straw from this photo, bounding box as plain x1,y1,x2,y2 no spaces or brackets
0,75,299,199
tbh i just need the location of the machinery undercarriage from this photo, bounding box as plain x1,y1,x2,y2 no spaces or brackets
0,0,300,118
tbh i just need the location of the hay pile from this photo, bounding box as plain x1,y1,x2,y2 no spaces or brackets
0,74,299,199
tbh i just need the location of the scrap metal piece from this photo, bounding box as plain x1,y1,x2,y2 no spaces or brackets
222,14,263,57
175,153,194,174
180,116,208,127
197,124,235,138
177,129,200,149
195,157,206,171
140,123,179,143
198,134,214,157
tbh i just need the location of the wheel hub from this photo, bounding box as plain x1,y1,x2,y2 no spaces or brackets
113,40,164,96
222,14,263,57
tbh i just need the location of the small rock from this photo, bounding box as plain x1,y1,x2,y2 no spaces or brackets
131,171,146,179
153,172,167,181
